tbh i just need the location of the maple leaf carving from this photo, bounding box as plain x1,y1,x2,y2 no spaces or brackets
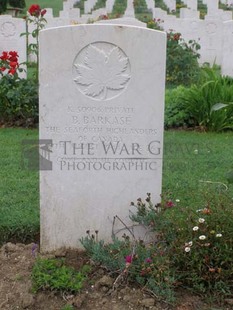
74,44,130,100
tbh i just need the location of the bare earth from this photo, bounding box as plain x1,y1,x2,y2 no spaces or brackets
0,243,232,310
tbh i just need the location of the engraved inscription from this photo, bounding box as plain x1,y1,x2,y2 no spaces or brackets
73,42,131,101
1,22,16,37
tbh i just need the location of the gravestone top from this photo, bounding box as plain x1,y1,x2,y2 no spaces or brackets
96,17,147,27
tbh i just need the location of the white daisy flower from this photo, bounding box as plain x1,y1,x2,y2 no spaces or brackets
199,235,206,240
193,226,199,231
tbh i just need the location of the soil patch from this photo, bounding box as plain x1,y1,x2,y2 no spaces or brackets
0,242,232,310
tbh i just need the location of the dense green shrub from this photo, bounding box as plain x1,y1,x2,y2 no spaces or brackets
165,67,233,131
0,76,38,124
165,86,192,129
0,50,38,125
166,31,201,86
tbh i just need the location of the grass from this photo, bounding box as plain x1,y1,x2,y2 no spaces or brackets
134,0,153,22
111,0,127,17
24,0,63,17
93,0,107,11
0,128,233,244
163,130,233,206
0,128,39,244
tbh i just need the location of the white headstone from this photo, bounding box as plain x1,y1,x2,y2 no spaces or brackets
163,0,176,12
106,0,115,13
39,24,166,251
180,8,200,19
222,20,233,77
0,15,26,78
124,0,135,18
186,0,197,11
205,0,219,16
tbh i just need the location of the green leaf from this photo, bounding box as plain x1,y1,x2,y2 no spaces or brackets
211,103,231,112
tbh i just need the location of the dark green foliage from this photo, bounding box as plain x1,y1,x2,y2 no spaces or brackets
0,0,7,13
93,0,107,11
0,0,25,13
154,0,168,11
32,258,90,293
178,67,233,131
8,0,26,8
0,76,38,124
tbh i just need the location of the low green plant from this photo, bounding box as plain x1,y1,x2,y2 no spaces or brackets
179,67,233,131
32,258,91,293
81,194,179,303
82,189,233,303
171,191,233,299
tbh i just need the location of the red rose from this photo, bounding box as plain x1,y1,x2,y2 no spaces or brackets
0,51,8,61
8,68,16,75
8,51,18,62
28,4,41,17
9,61,18,68
0,67,6,72
41,9,47,17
